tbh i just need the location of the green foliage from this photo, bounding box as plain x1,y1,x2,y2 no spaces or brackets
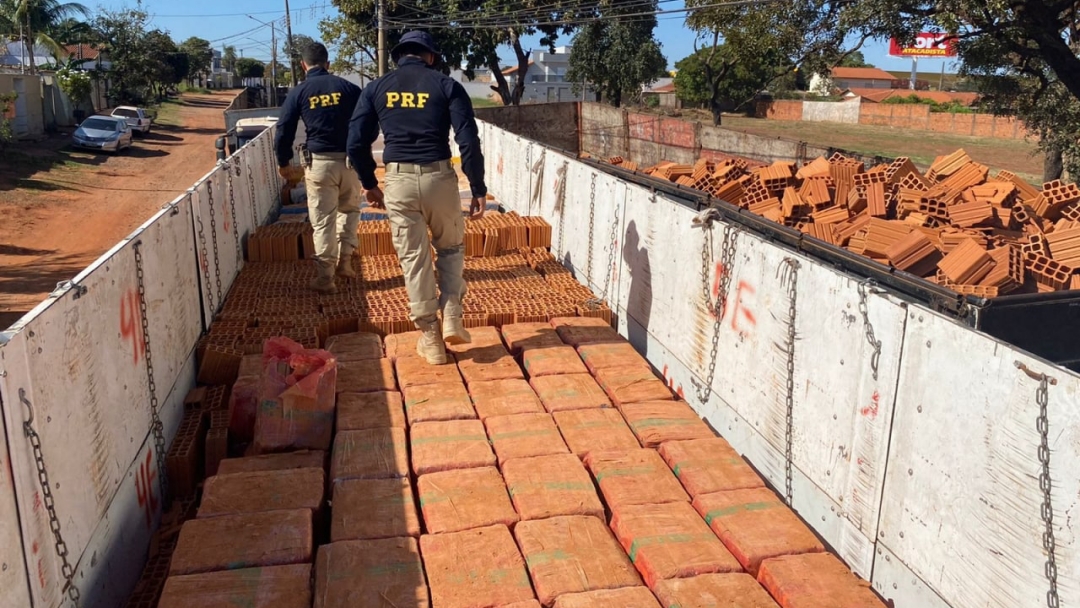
880,94,973,113
235,57,266,79
567,0,667,108
92,9,188,102
179,36,214,82
318,13,375,78
55,66,91,102
0,91,17,149
222,45,237,73
837,50,870,68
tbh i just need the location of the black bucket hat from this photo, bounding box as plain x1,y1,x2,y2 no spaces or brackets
391,31,441,62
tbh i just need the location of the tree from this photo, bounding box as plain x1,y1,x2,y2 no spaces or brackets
673,45,784,114
145,30,187,99
837,50,871,68
235,57,265,79
180,36,213,86
318,13,375,78
0,91,17,151
683,0,873,125
222,45,237,73
283,33,316,81
93,8,155,102
567,0,667,108
0,0,91,70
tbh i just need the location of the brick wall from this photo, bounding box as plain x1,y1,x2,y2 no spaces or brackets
756,100,1030,140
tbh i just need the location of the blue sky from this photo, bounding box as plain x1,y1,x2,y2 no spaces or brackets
114,0,960,73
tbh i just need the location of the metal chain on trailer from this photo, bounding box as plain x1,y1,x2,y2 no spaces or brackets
1016,361,1060,608
133,240,170,507
246,153,259,228
584,191,620,311
779,257,801,505
857,278,883,381
586,174,597,286
226,160,242,265
206,180,223,307
19,388,82,607
555,161,569,256
530,148,546,212
194,191,215,314
692,209,739,405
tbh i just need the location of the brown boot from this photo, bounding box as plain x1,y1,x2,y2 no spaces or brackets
309,261,338,294
336,255,357,279
415,319,448,365
442,315,471,346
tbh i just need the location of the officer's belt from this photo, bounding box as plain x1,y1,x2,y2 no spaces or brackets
310,152,347,160
386,160,453,174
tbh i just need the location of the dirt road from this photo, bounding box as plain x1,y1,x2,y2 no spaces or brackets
0,91,233,326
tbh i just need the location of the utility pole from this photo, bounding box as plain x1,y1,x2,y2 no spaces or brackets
284,0,298,86
377,0,387,76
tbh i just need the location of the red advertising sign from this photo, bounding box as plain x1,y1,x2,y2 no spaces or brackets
889,33,957,57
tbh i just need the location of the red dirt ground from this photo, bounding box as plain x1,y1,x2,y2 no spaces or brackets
0,91,233,326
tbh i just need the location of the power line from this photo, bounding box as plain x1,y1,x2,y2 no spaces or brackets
148,3,333,19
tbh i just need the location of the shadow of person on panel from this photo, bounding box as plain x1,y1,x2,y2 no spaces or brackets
623,220,652,358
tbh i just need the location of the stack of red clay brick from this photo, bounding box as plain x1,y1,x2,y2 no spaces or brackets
612,149,1080,297
357,212,553,258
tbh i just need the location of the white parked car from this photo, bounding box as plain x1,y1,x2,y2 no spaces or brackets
111,105,153,135
72,116,133,153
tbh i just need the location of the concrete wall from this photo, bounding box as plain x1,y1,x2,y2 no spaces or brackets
572,102,889,169
756,99,1030,140
0,73,44,137
474,102,580,153
803,99,860,124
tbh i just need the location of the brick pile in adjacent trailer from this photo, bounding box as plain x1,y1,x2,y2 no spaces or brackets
610,150,1080,297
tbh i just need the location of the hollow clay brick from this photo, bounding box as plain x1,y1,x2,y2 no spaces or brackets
652,573,780,608
325,331,383,361
522,345,590,377
502,453,605,521
337,390,407,430
658,438,765,497
469,378,546,419
502,322,565,353
158,564,313,608
418,466,519,533
937,238,995,285
198,467,325,519
217,450,326,475
331,477,420,541
692,488,824,576
330,428,410,482
531,374,612,412
486,413,571,464
170,509,313,575
553,408,641,458
403,382,477,424
594,367,674,408
610,501,742,587
515,516,642,605
421,525,535,608
585,448,689,510
552,587,662,608
619,401,717,448
410,419,496,475
314,537,429,608
396,356,465,388
757,552,886,608
337,358,397,393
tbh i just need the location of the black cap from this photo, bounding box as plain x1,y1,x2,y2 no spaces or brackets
391,30,441,62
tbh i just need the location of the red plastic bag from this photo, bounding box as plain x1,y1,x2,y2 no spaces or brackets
254,337,338,453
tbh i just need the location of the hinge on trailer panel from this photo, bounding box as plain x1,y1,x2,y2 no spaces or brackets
51,280,87,299
778,258,801,505
857,279,884,381
133,240,170,508
20,388,82,607
1014,361,1060,608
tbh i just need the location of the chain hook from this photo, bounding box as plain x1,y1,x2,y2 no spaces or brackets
19,387,33,426
857,278,884,381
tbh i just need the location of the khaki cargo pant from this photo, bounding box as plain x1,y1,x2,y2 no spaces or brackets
384,160,465,324
305,153,361,267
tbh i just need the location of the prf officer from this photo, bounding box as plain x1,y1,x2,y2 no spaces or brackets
347,31,487,365
275,42,362,294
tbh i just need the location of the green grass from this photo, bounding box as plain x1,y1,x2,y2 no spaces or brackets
179,83,212,95
153,98,183,128
471,97,500,108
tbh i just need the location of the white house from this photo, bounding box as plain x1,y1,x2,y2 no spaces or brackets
501,46,594,103
809,66,898,95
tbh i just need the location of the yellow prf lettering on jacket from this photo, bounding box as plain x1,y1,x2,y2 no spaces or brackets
308,92,344,109
385,92,429,109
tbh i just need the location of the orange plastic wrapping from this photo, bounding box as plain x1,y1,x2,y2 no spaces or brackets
158,564,313,608
403,381,477,424
331,477,420,541
254,337,338,453
421,525,536,608
418,466,519,533
170,509,313,575
198,467,325,519
577,342,650,374
658,438,765,497
530,374,612,413
469,378,546,419
336,358,397,393
593,367,673,408
314,537,430,607
502,322,564,353
502,453,605,521
325,331,383,361
330,428,410,482
757,553,887,608
410,419,496,475
337,390,407,430
396,356,464,389
216,450,325,475
619,401,716,448
553,409,640,458
485,413,570,464
652,573,780,608
522,346,589,377
552,587,662,608
584,449,689,510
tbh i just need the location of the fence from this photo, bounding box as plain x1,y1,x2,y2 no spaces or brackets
0,127,283,608
757,99,1030,140
480,121,1080,608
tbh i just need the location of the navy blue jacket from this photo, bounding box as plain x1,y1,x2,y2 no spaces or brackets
274,66,361,166
347,57,487,198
